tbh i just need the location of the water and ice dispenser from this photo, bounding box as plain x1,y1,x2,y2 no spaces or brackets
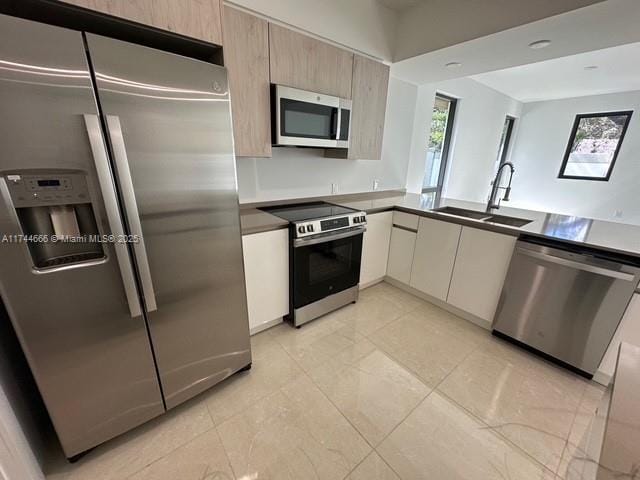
4,170,105,269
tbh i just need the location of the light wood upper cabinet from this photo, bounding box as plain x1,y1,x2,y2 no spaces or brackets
222,6,271,157
269,23,353,99
60,0,223,45
348,55,389,160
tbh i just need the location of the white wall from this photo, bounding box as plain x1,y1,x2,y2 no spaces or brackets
226,0,397,61
509,90,640,224
404,77,522,201
236,76,417,203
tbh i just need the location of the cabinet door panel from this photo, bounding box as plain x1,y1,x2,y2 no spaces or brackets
598,293,640,378
223,7,271,157
387,227,416,284
242,229,289,333
410,217,461,301
269,23,353,99
349,55,389,160
360,212,392,286
61,0,223,44
447,227,516,321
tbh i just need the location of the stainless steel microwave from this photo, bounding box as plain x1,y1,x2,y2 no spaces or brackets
272,84,352,148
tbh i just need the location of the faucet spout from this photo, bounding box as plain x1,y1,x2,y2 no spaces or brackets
487,162,515,210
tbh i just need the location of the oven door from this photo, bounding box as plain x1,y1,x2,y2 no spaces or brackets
292,228,364,309
273,85,341,148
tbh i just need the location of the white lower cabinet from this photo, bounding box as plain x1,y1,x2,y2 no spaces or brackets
447,227,517,322
242,229,289,334
387,226,416,284
598,293,640,378
410,217,461,301
359,211,392,286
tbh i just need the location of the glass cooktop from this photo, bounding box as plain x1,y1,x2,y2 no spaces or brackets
261,202,358,222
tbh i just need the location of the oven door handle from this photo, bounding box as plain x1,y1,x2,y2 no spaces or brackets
293,226,366,248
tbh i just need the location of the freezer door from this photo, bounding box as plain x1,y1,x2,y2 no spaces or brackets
0,15,164,457
86,34,252,409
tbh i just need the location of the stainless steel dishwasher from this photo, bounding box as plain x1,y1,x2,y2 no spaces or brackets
492,237,640,377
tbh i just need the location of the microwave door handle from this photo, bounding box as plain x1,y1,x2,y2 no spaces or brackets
335,107,341,141
83,114,142,318
105,115,157,313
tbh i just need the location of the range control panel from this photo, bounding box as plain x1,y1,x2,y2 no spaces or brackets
4,173,91,208
293,211,366,238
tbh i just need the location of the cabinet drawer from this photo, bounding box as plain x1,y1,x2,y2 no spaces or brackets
392,211,419,231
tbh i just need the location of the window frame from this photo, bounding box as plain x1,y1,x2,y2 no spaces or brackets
558,110,633,181
422,93,458,196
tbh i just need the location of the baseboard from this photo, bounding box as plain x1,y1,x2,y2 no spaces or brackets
383,276,492,331
592,370,612,387
359,277,385,289
249,317,283,336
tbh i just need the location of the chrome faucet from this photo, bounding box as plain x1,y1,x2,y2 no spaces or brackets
487,162,515,210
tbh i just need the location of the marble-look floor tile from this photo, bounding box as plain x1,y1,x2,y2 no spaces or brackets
217,375,371,480
128,428,234,480
309,348,430,445
369,312,479,388
204,341,302,425
346,451,400,480
438,346,587,472
378,392,555,480
60,398,214,480
556,383,606,479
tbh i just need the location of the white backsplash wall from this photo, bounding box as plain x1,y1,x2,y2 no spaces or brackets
508,90,640,224
236,76,417,203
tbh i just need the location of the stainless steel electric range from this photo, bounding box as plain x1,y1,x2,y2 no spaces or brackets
261,202,367,327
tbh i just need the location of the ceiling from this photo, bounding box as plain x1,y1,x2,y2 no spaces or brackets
471,42,640,102
391,0,640,85
377,0,425,11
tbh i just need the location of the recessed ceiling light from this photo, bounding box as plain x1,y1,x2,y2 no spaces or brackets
445,62,462,69
584,65,599,70
528,39,552,50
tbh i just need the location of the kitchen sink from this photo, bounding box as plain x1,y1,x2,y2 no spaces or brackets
433,206,492,220
484,215,532,227
433,206,532,227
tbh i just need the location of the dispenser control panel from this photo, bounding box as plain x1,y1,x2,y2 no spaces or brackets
5,173,91,208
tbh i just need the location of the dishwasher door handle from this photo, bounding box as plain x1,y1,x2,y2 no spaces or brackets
517,248,637,281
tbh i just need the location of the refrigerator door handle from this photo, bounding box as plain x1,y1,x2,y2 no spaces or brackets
105,115,157,313
83,114,142,318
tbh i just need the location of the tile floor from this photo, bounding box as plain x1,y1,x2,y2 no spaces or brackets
45,281,605,480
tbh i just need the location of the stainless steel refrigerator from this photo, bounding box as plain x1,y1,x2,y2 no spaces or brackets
0,14,251,458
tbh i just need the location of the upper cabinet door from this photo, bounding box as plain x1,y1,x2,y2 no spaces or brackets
223,6,271,157
269,23,353,99
349,55,389,160
60,0,223,45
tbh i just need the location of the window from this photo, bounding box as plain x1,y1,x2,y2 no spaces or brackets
496,116,515,166
559,111,632,180
423,94,457,196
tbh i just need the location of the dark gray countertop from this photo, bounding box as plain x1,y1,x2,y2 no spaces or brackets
239,208,289,235
240,191,640,258
334,193,640,259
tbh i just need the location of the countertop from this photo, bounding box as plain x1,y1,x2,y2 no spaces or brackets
239,208,289,235
240,191,640,258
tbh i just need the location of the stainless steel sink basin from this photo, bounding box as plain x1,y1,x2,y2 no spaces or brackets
484,215,532,227
433,206,492,220
433,206,533,227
